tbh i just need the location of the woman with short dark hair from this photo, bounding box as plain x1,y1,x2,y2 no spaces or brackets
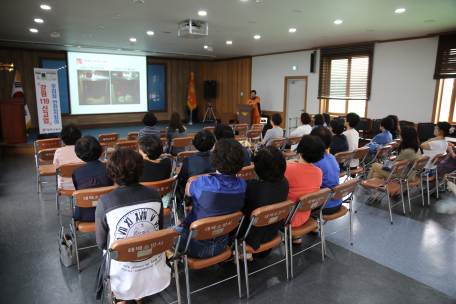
171,139,246,258
138,135,172,182
312,114,325,130
72,135,114,221
95,148,166,304
138,112,160,139
261,113,283,145
329,119,349,156
239,146,289,259
53,123,83,190
285,135,325,244
323,113,331,129
166,112,188,155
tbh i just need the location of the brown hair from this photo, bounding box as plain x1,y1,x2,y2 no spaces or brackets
107,148,145,186
168,112,185,133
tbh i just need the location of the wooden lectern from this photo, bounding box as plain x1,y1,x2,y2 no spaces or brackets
237,104,254,129
0,97,27,144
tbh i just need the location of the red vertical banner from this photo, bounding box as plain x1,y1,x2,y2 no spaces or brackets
187,72,197,110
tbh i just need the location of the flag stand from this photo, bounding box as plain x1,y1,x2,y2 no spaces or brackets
188,110,193,125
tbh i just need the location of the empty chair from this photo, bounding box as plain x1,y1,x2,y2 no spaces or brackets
399,120,414,131
231,124,249,141
36,148,58,193
371,119,382,137
347,147,370,178
355,118,371,138
245,129,262,145
126,132,139,141
34,138,62,171
283,136,302,158
419,153,447,204
251,123,265,141
98,133,119,159
400,156,430,212
114,140,137,151
417,123,436,143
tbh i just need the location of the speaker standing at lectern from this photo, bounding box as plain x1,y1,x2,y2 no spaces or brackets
247,90,262,124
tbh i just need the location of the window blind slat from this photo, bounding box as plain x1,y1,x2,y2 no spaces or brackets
434,34,456,79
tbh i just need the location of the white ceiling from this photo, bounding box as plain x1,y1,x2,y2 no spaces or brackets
0,0,455,59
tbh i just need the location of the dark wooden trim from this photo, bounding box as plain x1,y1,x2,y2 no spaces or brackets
253,48,315,57
449,79,456,124
432,79,442,123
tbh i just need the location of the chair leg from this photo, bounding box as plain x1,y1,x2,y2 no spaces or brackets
319,215,325,261
400,183,406,215
234,239,242,299
284,226,290,281
407,183,412,214
173,259,181,304
289,225,294,279
184,255,191,304
242,241,250,300
435,173,439,199
72,219,81,272
349,198,353,245
37,172,40,193
427,177,430,206
386,185,393,225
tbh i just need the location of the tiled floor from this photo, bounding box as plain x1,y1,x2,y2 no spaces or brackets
1,157,455,303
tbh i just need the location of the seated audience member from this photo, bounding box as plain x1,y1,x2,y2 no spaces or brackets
420,122,451,176
138,112,160,139
310,127,343,215
329,119,349,156
172,139,246,258
323,113,331,129
285,136,325,244
387,115,400,139
290,113,312,151
138,135,172,182
214,124,251,166
262,113,283,146
312,114,325,130
437,127,456,177
178,130,216,185
72,135,114,222
166,112,188,156
54,123,82,190
368,126,422,181
363,117,394,164
239,146,289,260
95,148,166,304
343,113,361,171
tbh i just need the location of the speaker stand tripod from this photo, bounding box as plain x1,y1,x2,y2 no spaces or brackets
202,98,218,123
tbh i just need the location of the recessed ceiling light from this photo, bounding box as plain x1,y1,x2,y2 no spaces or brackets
334,20,343,24
111,14,120,18
30,28,38,33
40,5,51,10
204,45,208,49
97,25,104,29
34,19,43,23
117,49,122,50
130,38,136,42
226,41,232,44
395,8,406,13
425,20,435,23
254,35,260,39
133,0,144,3
198,11,207,16
292,9,303,13
147,31,154,35
289,28,296,32
84,34,92,37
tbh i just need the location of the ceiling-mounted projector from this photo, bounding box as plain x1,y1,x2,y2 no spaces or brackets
178,19,208,39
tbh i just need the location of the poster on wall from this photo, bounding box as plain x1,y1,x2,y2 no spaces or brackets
33,68,62,134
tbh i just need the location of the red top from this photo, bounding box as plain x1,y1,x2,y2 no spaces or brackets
284,163,323,228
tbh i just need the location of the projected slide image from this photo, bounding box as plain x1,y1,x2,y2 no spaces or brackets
110,71,140,105
77,70,110,105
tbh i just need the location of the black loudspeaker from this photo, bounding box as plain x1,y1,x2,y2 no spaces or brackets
310,51,316,73
204,80,216,99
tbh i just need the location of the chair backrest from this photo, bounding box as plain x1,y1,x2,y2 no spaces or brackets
390,159,409,175
35,138,62,151
417,123,436,143
286,136,302,147
110,229,179,262
73,185,117,208
189,211,243,241
246,130,262,139
334,151,352,164
56,162,86,178
297,188,332,212
408,156,430,174
37,148,58,162
387,142,397,150
331,178,359,200
233,124,248,132
355,118,370,132
161,130,167,138
431,153,448,167
115,140,138,151
251,200,294,227
161,137,168,147
126,132,139,141
172,137,192,148
399,120,414,130
98,133,119,144
159,154,173,161
371,119,382,136
251,124,264,132
351,146,368,161
203,127,215,133
269,138,287,150
177,151,197,163
236,165,255,181
376,145,392,159
141,178,176,196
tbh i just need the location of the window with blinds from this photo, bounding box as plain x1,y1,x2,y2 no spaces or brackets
318,43,374,100
434,33,456,79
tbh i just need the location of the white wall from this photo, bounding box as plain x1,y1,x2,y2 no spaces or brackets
251,50,320,114
252,37,439,123
369,37,438,122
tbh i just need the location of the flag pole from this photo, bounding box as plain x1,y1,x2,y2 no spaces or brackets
189,109,193,125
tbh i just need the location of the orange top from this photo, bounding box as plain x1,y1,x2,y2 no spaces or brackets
284,163,323,228
247,96,261,117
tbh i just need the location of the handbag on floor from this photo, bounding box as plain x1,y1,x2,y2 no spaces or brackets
59,226,77,267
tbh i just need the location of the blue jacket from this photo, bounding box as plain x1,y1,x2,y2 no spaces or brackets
178,152,215,184
366,131,392,153
313,152,342,209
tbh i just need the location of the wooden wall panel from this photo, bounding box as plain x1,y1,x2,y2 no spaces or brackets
198,58,252,121
0,47,199,130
